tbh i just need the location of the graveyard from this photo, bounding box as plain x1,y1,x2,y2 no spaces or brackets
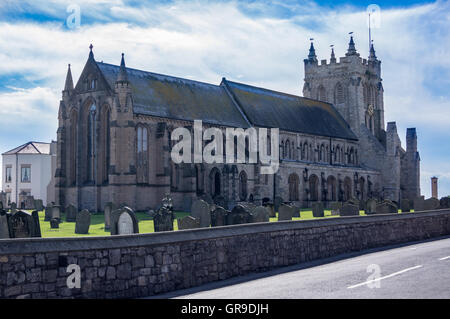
1,200,419,239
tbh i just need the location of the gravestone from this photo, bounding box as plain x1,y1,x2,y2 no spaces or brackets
274,196,283,212
423,198,440,211
65,204,77,222
401,199,411,212
0,192,6,209
34,199,44,212
191,199,211,228
10,202,17,213
50,218,59,229
153,207,174,232
312,202,324,218
251,206,270,223
45,204,53,221
413,197,425,212
51,205,61,221
263,203,276,218
330,202,342,216
340,203,359,216
8,210,41,238
278,204,293,221
211,207,229,227
227,205,252,225
75,209,91,234
440,197,450,209
376,201,398,214
177,216,200,230
110,207,139,235
365,199,377,215
104,202,117,230
0,211,10,239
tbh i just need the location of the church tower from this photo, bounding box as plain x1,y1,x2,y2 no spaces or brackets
303,36,385,144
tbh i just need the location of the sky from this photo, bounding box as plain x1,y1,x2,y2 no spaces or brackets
0,0,448,198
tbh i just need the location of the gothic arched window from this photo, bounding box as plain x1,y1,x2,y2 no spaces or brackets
136,125,149,183
334,82,345,104
317,85,326,102
239,171,248,201
87,103,97,182
288,173,299,201
69,109,77,186
100,106,110,184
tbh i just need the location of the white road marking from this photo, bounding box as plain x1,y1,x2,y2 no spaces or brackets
347,265,423,289
439,256,450,261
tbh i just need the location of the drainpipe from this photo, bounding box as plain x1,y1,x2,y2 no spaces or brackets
15,153,18,205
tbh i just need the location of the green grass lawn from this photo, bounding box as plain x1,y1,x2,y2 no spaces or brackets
33,208,410,238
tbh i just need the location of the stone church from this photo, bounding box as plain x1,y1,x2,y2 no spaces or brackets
54,36,421,212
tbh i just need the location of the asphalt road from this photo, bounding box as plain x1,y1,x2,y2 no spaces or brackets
154,236,450,299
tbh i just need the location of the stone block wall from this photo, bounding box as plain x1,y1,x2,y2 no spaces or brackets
0,210,449,299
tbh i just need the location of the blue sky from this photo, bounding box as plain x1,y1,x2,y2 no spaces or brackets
0,0,449,198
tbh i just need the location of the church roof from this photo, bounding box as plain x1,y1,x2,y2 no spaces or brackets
97,62,250,128
3,142,51,155
223,80,357,140
95,60,356,140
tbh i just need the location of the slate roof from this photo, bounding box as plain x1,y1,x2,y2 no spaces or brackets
97,62,250,128
95,60,357,140
3,142,51,155
223,80,358,140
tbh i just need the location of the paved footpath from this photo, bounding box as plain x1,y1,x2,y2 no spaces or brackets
152,236,450,299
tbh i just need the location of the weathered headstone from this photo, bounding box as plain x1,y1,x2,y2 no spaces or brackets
45,204,53,221
8,210,41,238
177,216,201,230
340,203,359,216
104,202,116,230
75,209,91,234
401,199,411,212
423,198,440,211
153,207,174,232
278,204,293,221
330,202,342,215
51,205,61,221
10,202,17,213
365,199,377,215
34,199,44,212
65,204,77,222
191,199,211,228
0,211,10,238
376,201,398,214
251,206,270,223
227,205,252,225
110,207,139,235
50,218,60,229
211,206,229,227
264,203,276,218
312,202,324,218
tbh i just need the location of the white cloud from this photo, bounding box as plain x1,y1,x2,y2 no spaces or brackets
0,0,449,196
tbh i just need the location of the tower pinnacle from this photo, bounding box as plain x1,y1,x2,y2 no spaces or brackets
308,40,318,62
64,64,74,92
346,34,359,56
116,53,129,83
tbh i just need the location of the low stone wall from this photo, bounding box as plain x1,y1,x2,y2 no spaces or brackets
1,210,449,299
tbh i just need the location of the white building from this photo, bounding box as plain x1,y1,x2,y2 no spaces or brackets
2,141,56,206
